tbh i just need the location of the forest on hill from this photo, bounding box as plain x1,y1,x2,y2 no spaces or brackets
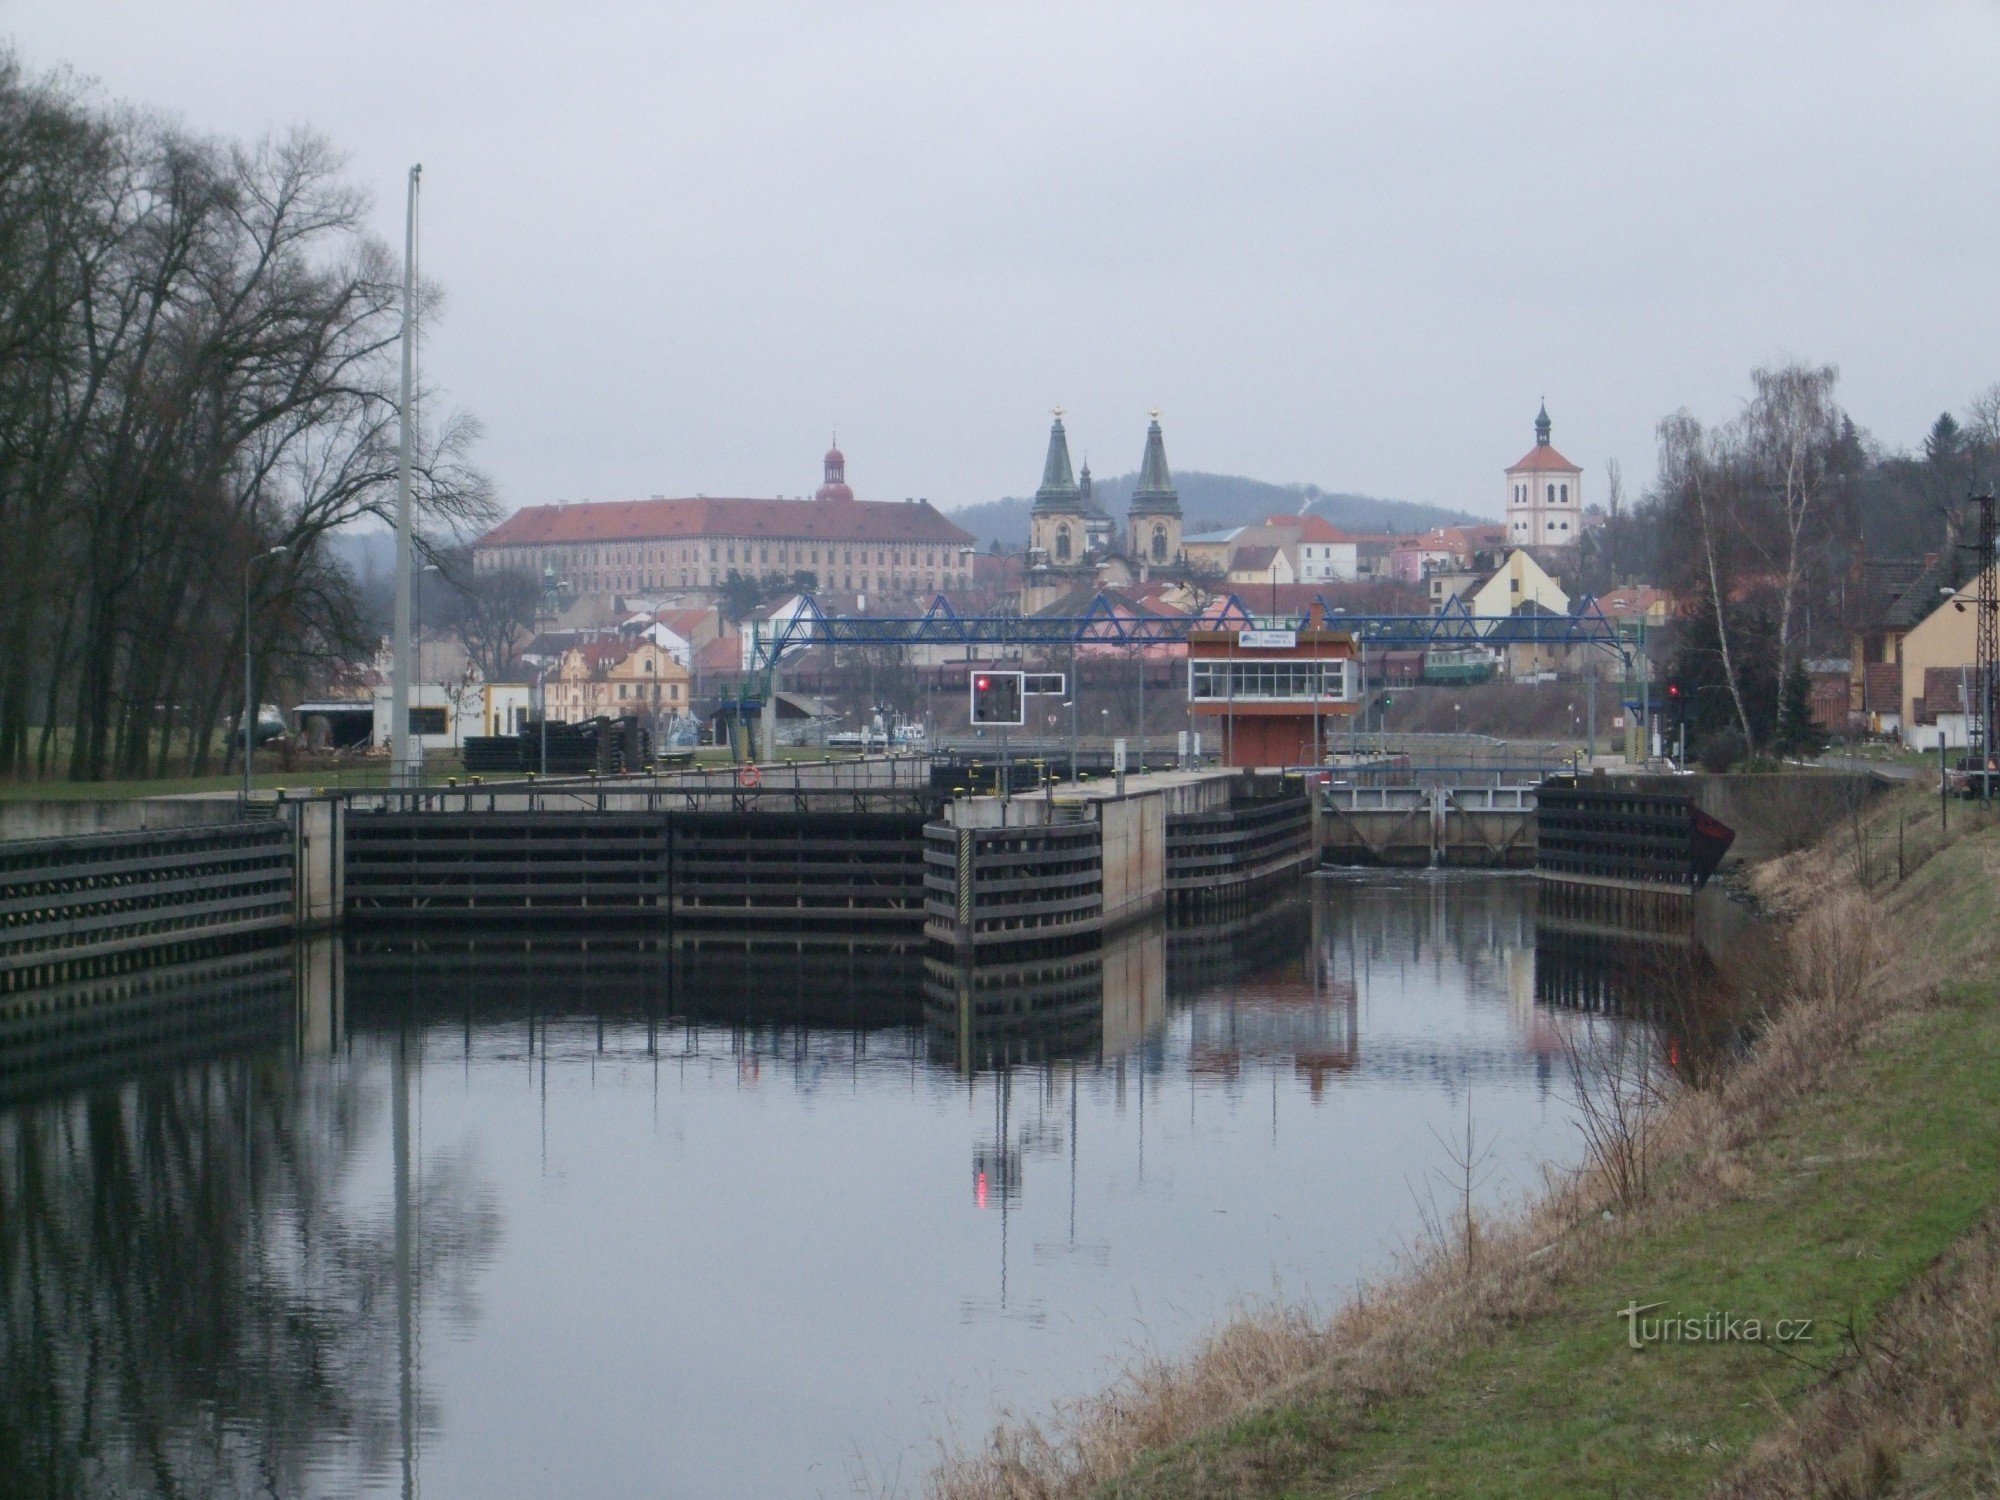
948,472,1482,550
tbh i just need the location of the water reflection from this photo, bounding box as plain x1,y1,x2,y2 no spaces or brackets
0,943,501,1498
1533,884,1770,1084
3,873,1632,1498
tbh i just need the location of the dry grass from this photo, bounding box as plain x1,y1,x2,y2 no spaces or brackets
1714,1206,2000,1498
924,865,1909,1500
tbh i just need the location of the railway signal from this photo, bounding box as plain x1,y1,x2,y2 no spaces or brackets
970,670,1025,726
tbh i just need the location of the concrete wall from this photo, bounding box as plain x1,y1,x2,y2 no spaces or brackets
1098,791,1166,930
285,798,343,932
1693,771,1880,865
0,797,244,844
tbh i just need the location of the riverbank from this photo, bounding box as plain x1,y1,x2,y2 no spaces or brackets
932,787,2000,1498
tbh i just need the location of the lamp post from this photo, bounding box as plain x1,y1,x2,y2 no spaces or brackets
242,545,288,806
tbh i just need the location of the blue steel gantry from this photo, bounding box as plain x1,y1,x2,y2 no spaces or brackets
753,591,1634,671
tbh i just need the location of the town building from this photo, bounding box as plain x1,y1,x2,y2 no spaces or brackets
548,636,694,723
471,446,977,603
1894,563,1992,738
1465,549,1569,618
1505,404,1584,548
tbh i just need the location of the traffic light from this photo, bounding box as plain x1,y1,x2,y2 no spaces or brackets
970,670,1025,726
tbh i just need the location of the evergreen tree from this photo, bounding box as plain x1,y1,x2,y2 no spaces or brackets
1773,662,1825,758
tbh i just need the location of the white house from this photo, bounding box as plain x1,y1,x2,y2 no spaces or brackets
1466,549,1569,618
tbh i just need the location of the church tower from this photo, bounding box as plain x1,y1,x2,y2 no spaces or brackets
1029,409,1088,568
1127,411,1183,567
1504,402,1583,548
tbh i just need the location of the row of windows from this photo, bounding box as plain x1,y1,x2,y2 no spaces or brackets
485,542,961,572
1512,483,1571,505
1189,660,1352,702
576,570,967,594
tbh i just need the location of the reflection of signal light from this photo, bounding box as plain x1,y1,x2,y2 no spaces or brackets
976,1171,988,1209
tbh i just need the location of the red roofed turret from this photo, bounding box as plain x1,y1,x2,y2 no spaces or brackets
815,441,853,503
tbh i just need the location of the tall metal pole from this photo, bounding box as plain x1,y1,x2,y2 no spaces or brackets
391,164,422,788
1977,494,1997,796
1135,637,1145,774
242,546,286,806
1068,637,1078,783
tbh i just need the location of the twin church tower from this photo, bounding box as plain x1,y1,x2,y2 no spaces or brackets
1024,409,1184,609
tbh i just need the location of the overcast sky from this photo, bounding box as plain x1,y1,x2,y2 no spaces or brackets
10,3,2000,521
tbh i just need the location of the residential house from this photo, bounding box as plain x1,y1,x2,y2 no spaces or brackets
1895,564,1992,737
1227,544,1297,590
1465,549,1569,619
550,638,692,723
1596,585,1671,631
1848,555,1954,721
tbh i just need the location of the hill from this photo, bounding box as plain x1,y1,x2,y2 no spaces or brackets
948,472,1484,550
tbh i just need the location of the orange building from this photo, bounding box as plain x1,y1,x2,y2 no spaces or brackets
1186,607,1360,767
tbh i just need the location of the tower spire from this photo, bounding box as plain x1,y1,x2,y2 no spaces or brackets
1129,410,1180,515
1535,400,1552,446
1033,407,1081,512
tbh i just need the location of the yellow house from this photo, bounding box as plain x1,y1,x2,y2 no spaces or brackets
1466,549,1568,618
553,639,693,721
1897,564,1989,734
607,638,692,715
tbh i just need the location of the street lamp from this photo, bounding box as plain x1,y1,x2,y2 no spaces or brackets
243,545,288,805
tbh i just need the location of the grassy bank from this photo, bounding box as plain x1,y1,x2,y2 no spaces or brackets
934,788,2000,1498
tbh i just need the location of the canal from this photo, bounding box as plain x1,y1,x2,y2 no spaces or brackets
1,872,1637,1497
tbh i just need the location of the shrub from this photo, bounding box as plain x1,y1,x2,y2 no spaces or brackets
1697,730,1746,773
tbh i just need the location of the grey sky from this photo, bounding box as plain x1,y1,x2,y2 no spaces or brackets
11,3,2000,522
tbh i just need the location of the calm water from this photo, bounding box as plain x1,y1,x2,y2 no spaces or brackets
2,873,1618,1498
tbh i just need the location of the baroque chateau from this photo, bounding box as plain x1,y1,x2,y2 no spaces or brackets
472,446,977,600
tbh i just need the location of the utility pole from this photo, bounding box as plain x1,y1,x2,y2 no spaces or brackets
1975,493,1998,797
242,546,287,806
390,165,422,788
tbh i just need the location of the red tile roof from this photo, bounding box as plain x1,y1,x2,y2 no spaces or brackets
476,495,975,549
1862,661,1902,712
1597,585,1670,616
1921,667,1968,717
695,634,743,675
1508,444,1582,474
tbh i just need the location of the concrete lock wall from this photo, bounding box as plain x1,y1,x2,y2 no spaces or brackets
1691,771,1881,865
0,797,246,844
284,798,343,933
1098,793,1166,930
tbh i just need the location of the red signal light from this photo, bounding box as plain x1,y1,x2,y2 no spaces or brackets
975,676,990,690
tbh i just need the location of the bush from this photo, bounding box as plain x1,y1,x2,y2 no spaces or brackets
1697,730,1746,773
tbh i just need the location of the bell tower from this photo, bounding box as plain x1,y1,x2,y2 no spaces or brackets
1029,408,1088,568
1127,411,1183,568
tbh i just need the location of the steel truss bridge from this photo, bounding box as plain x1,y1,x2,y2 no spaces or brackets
753,591,1637,673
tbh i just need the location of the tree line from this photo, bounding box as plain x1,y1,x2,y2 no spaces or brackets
1574,363,2000,760
0,56,490,781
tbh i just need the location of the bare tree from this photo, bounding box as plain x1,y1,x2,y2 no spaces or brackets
1739,362,1843,670
1658,410,1758,750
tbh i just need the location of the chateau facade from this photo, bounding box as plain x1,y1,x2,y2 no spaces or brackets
473,446,977,601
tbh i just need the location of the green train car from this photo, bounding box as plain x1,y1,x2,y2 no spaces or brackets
1421,645,1497,685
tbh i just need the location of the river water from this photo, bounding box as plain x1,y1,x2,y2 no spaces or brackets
2,871,1626,1498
